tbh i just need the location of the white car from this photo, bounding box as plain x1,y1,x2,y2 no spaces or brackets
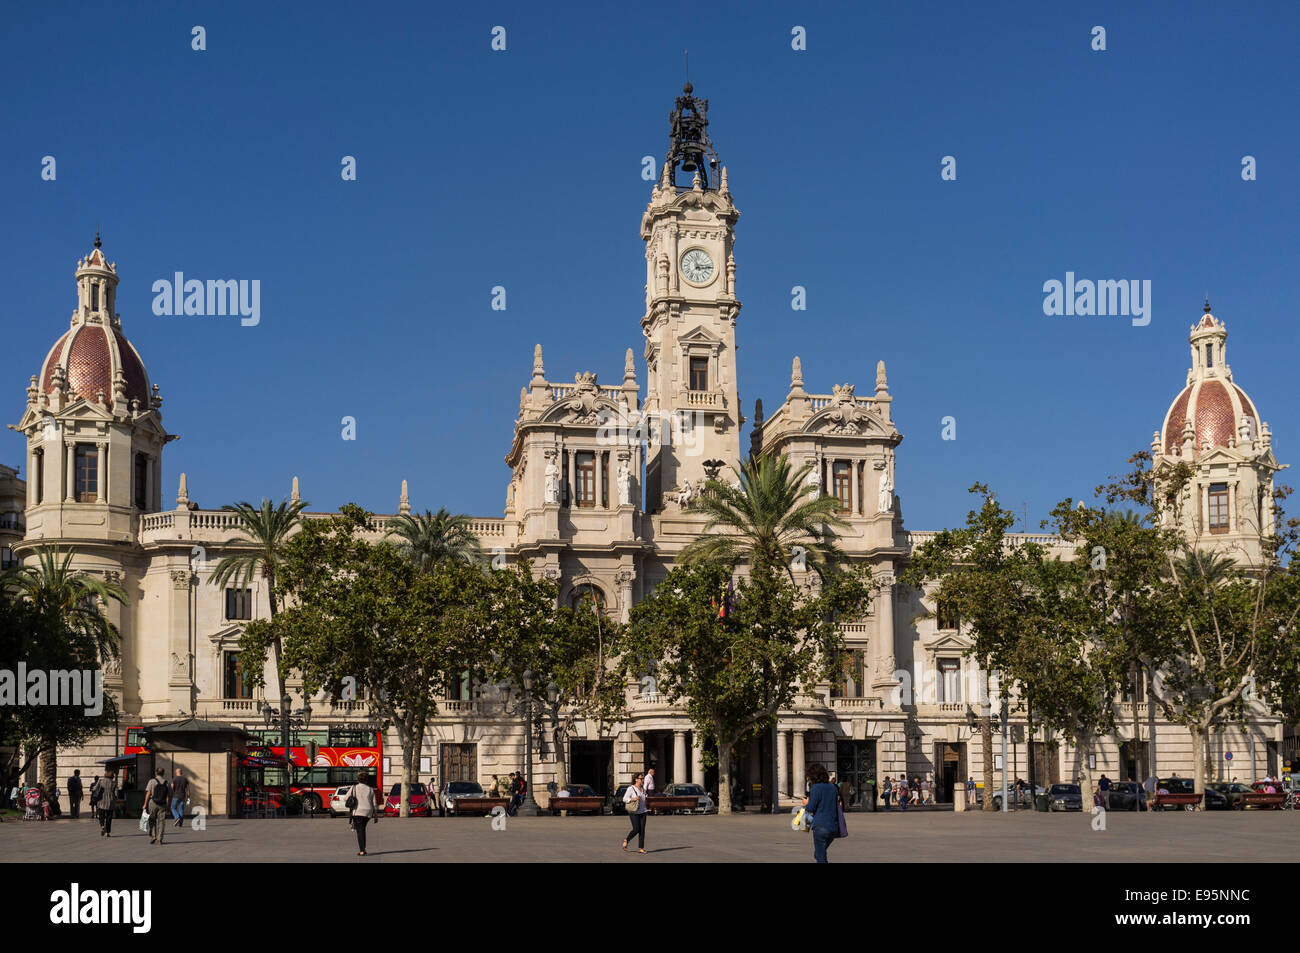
328,785,352,817
663,782,716,814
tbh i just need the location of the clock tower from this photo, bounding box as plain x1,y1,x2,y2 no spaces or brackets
640,83,742,511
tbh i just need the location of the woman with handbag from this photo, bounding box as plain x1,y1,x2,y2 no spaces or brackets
347,770,378,856
621,772,648,853
801,763,842,863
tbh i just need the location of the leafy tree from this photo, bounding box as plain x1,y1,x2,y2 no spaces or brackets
210,498,308,699
1,546,125,791
243,505,494,817
680,453,848,579
624,561,870,814
388,508,484,569
1099,452,1300,800
478,568,626,794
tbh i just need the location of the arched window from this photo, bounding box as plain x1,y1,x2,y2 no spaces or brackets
570,584,606,613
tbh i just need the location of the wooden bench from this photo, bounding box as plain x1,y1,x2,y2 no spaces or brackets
1152,792,1202,811
443,796,510,816
1240,791,1286,809
646,795,703,815
548,796,605,815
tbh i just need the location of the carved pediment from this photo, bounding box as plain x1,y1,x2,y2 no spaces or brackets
678,325,722,347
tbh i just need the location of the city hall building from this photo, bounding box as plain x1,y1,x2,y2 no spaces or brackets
6,85,1291,814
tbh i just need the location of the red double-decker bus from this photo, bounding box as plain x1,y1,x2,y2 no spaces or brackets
238,725,383,813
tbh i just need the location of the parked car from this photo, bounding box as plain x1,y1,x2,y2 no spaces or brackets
974,782,1044,810
1206,781,1254,810
384,781,433,817
612,784,630,815
1047,783,1083,812
440,780,488,816
663,782,717,814
1106,781,1147,811
328,785,352,817
1156,777,1225,810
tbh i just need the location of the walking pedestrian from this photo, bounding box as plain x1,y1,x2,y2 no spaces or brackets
1098,774,1112,810
68,770,83,819
171,768,190,827
1142,772,1157,811
897,777,909,811
802,763,841,863
347,770,378,856
882,776,893,811
621,772,648,854
94,769,118,837
965,776,976,806
143,769,170,844
645,767,656,797
920,776,931,807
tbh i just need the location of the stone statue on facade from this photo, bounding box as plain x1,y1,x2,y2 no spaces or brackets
617,463,632,505
544,459,561,504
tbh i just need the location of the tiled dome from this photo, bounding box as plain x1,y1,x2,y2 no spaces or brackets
1159,302,1260,456
37,237,152,411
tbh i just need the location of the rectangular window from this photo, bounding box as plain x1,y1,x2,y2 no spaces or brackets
601,453,608,508
575,452,596,507
75,444,98,502
91,285,99,311
832,461,851,513
938,658,961,704
1206,344,1213,368
857,463,865,515
34,450,44,504
831,650,864,698
0,547,15,571
441,743,477,784
224,652,252,699
937,602,960,631
134,453,148,510
689,356,708,391
225,587,253,620
1207,483,1229,534
447,670,471,700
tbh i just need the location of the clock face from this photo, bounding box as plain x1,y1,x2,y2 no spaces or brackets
680,248,715,284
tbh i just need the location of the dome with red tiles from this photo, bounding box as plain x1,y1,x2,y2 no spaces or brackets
37,237,152,412
1158,301,1261,456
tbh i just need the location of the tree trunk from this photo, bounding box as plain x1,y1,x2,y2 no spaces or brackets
553,724,568,793
1190,724,1206,810
39,744,56,795
717,738,733,816
981,716,995,811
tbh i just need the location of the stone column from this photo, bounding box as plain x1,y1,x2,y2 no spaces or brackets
777,729,790,797
65,442,76,501
673,730,687,785
692,732,704,785
872,571,898,692
792,730,806,798
28,448,38,506
96,442,107,503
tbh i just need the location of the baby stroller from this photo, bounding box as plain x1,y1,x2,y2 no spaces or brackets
23,787,44,821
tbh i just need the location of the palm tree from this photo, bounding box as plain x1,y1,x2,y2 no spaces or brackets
1176,550,1238,592
679,453,849,578
1,546,127,791
388,508,484,570
209,498,308,698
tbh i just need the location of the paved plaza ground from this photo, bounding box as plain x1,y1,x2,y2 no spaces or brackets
2,808,1296,862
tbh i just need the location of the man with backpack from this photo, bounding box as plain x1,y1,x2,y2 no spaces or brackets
144,768,170,844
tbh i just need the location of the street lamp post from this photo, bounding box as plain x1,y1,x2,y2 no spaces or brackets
262,692,312,814
519,670,543,816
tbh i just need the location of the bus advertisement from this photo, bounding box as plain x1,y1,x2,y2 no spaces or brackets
237,726,383,813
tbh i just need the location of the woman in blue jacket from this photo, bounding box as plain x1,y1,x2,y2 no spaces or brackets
802,763,842,863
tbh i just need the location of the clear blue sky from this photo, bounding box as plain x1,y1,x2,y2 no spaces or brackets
3,1,1296,532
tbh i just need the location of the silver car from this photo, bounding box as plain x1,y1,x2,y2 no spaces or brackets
663,782,716,814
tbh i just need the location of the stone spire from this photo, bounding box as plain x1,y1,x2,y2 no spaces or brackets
176,472,189,509
749,398,765,462
291,476,300,503
875,360,889,394
790,356,804,391
399,479,410,515
624,348,637,386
